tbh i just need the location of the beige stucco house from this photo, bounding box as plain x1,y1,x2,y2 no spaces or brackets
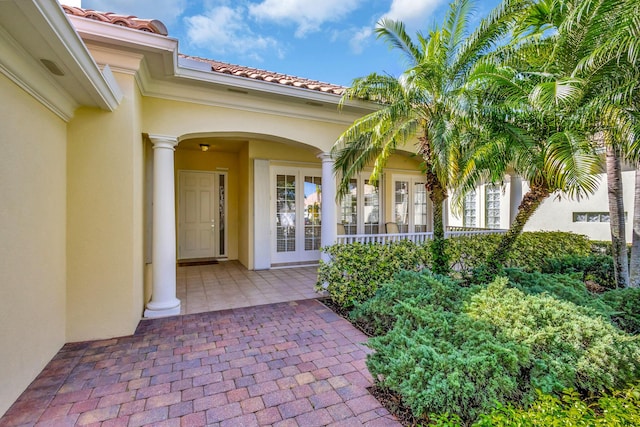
0,0,632,416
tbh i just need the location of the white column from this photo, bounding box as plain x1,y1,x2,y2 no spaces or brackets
144,135,181,318
253,159,271,270
319,153,337,262
509,174,523,224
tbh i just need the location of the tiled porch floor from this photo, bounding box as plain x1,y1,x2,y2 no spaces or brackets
1,299,400,426
177,261,322,315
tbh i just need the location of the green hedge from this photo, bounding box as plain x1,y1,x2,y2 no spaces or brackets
315,240,430,309
448,231,592,272
363,272,640,424
317,232,593,309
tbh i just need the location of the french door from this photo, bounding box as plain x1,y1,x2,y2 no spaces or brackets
393,175,430,233
271,167,322,264
178,170,227,259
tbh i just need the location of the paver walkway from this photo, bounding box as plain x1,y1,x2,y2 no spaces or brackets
1,300,400,426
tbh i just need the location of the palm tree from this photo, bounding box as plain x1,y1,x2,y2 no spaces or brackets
464,5,605,274
468,66,602,274
552,0,640,287
332,0,524,275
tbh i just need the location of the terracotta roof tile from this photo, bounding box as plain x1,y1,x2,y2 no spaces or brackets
62,5,168,35
180,55,346,95
63,7,346,96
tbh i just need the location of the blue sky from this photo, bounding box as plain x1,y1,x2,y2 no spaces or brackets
81,0,502,87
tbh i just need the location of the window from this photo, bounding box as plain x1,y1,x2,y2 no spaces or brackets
573,212,626,223
339,175,380,234
393,176,428,233
485,185,501,229
463,190,477,227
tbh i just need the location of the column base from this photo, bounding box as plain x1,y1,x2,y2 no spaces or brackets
144,299,181,318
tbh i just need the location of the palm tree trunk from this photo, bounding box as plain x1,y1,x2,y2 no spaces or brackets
486,184,550,275
607,145,630,288
630,163,640,287
419,134,450,275
428,181,449,275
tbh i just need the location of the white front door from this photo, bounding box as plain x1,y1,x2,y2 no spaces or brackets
178,171,227,259
271,167,322,264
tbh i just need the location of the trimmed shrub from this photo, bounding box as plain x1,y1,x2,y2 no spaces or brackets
350,269,471,335
505,268,613,316
467,281,640,395
317,232,592,310
601,287,640,334
474,386,640,427
366,294,529,423
365,274,640,424
448,231,592,273
541,254,616,289
315,241,429,309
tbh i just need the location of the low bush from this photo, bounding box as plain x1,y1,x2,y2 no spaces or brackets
601,287,640,334
467,280,640,395
366,292,529,423
474,386,640,427
541,254,616,289
505,268,613,316
365,274,640,424
350,269,471,335
315,241,429,309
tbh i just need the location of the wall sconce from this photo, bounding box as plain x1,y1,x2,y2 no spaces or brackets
199,144,210,152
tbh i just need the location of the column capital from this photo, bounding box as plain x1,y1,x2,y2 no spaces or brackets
317,152,333,162
148,134,179,150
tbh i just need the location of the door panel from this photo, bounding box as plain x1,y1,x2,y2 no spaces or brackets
178,171,227,259
272,168,322,264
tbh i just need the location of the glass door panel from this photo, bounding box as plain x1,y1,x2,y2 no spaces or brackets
394,181,409,233
218,174,226,256
304,176,322,251
276,174,296,253
363,180,380,234
340,179,358,234
413,182,428,232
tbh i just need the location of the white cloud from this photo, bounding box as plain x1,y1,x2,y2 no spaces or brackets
380,0,447,30
185,5,282,62
248,0,363,37
81,0,187,26
349,26,373,54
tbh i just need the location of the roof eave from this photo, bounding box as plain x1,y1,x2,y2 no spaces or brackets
0,0,122,120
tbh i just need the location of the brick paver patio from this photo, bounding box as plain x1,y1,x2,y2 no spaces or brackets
1,299,400,426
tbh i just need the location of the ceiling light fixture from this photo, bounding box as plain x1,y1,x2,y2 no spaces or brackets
199,144,210,152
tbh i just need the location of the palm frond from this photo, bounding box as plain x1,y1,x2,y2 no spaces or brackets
375,19,423,67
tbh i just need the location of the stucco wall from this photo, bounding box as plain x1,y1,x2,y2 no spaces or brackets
142,97,348,154
66,72,145,341
0,74,67,416
525,172,635,241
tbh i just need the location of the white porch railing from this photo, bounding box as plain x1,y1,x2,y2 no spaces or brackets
336,229,507,245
